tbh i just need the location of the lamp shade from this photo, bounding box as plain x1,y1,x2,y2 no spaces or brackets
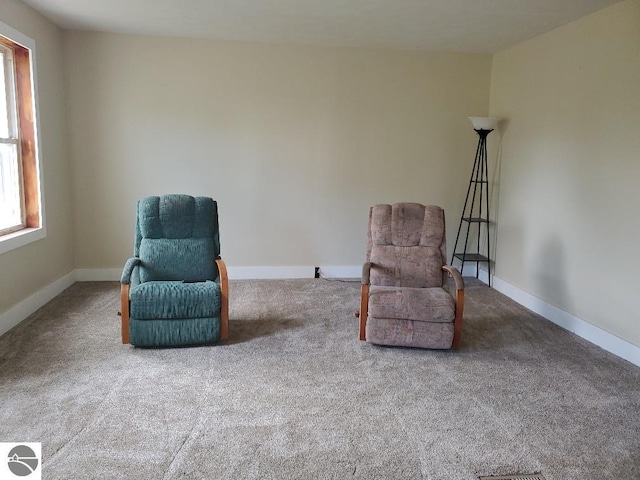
468,117,500,130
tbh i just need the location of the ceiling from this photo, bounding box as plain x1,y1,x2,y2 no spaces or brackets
21,0,621,53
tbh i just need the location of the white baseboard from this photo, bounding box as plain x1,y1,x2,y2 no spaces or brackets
318,265,360,279
71,265,361,281
76,268,122,281
3,265,638,367
75,266,319,281
0,270,76,337
227,266,315,280
229,265,361,279
491,275,640,367
464,266,640,368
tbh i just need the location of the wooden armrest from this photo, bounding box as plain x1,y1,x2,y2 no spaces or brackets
442,265,464,349
358,262,374,341
442,265,464,293
215,258,229,340
120,283,130,344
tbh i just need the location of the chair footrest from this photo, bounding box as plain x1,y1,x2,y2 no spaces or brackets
129,317,221,347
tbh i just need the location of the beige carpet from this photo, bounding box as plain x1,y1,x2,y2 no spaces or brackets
0,278,638,479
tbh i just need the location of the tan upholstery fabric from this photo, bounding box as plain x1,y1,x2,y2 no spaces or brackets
369,245,444,288
369,285,454,323
368,203,447,288
370,203,446,249
365,317,454,349
364,203,457,349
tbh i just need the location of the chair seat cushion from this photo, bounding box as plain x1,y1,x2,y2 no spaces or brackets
130,281,220,320
368,285,454,323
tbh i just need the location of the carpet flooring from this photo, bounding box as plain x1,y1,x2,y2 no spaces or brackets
0,278,638,479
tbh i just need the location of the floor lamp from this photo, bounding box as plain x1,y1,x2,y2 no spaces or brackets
451,116,500,286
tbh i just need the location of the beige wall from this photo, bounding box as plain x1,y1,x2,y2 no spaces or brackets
489,0,640,346
63,32,492,269
0,1,74,313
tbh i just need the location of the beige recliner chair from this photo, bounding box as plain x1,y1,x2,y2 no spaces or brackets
358,203,464,349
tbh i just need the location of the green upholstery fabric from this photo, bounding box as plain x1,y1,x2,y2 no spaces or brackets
129,317,221,347
136,195,219,283
120,257,141,284
134,195,220,255
122,194,223,347
138,238,217,282
130,281,220,319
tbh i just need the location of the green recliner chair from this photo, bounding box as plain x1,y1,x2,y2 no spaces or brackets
120,194,229,347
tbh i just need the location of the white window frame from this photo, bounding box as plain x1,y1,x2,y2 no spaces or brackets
0,21,45,255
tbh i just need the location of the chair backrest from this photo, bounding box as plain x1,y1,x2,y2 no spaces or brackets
366,203,447,288
134,194,220,283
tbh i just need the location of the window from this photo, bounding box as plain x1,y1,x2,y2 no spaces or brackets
0,22,44,253
0,41,22,233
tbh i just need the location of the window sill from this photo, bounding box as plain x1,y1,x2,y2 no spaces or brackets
0,226,46,255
